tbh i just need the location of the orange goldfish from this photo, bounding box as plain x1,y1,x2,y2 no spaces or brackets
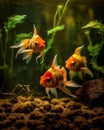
10,25,45,64
65,45,93,80
40,55,82,99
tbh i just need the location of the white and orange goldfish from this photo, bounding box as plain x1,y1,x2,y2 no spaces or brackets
65,45,93,80
10,25,45,64
40,55,82,99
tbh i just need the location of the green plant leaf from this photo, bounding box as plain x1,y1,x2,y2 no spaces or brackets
4,15,26,32
93,44,102,56
87,45,93,53
47,24,65,35
14,32,32,43
88,44,102,57
82,20,103,29
92,62,104,73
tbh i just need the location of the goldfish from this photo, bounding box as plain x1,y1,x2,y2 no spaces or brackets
10,25,45,64
65,45,93,80
40,55,82,99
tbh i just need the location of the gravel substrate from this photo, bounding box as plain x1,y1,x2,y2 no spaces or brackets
0,95,104,130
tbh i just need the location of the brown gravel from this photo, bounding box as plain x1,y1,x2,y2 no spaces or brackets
0,95,104,130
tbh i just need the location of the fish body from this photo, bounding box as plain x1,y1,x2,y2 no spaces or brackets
40,55,82,99
65,45,93,80
10,25,45,64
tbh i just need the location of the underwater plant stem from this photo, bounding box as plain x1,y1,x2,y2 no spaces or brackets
0,66,8,70
85,30,93,46
0,30,7,67
101,32,104,45
53,7,60,27
44,33,55,56
0,92,16,96
56,0,71,26
0,30,4,62
10,49,14,73
10,90,23,101
4,30,9,65
45,0,70,56
85,30,96,61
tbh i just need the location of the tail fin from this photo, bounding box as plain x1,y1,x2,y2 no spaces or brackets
10,39,30,58
10,39,30,49
15,47,25,58
20,49,33,64
10,40,24,48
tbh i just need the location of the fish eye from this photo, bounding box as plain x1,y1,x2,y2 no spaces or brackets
46,77,51,82
61,83,64,87
71,61,75,66
35,42,38,46
35,41,38,46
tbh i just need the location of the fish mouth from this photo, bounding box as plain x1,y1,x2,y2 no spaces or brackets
65,62,71,69
65,64,69,69
39,44,45,50
40,79,45,87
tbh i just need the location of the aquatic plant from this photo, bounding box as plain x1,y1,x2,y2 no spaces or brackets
39,0,71,71
44,0,71,56
82,20,104,77
0,15,33,88
0,15,27,73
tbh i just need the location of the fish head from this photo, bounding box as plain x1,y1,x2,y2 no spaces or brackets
29,35,45,52
65,56,80,71
40,71,54,88
35,35,45,50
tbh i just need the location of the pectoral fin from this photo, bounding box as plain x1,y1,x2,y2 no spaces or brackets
77,71,83,80
45,88,58,99
65,80,82,88
58,86,77,98
21,49,33,63
69,70,76,80
16,47,25,58
36,51,44,64
80,67,93,77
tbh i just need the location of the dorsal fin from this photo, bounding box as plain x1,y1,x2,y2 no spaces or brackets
51,54,60,69
74,45,84,55
33,25,37,36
